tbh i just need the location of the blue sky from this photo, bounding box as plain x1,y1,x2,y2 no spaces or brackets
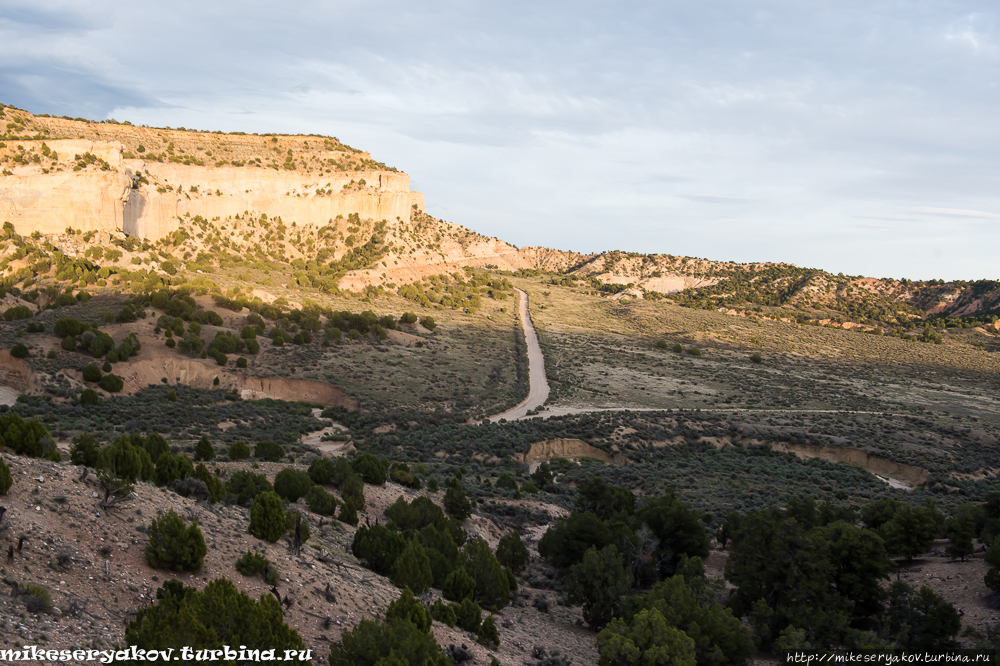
2,1,999,280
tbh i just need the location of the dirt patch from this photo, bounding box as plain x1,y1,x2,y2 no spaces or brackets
520,438,629,466
112,357,355,408
0,348,34,391
772,441,930,489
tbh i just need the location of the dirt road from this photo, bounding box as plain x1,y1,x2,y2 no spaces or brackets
488,288,550,422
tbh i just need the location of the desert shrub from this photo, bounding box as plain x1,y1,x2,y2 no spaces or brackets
229,440,250,460
98,373,124,392
80,388,100,405
496,531,530,574
342,472,366,511
0,413,51,458
236,356,248,368
443,566,475,602
194,463,224,502
10,343,29,358
61,335,75,351
444,484,472,521
385,496,447,532
70,432,101,467
98,434,144,482
249,491,286,542
329,597,448,666
172,476,211,501
82,363,102,382
153,451,194,487
495,473,518,492
454,597,482,633
750,353,763,364
125,579,308,664
353,524,407,575
352,453,387,485
420,316,436,331
656,339,669,349
225,470,273,506
274,468,313,502
53,317,84,337
689,347,701,357
305,485,338,516
430,597,457,626
672,343,683,353
461,537,510,611
194,436,215,461
339,499,359,526
0,456,11,494
308,457,337,485
144,510,207,571
477,615,500,647
4,305,32,321
143,432,170,461
391,539,434,594
386,586,431,634
254,440,284,462
19,583,53,614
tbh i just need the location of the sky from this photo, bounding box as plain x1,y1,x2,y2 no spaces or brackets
2,1,999,281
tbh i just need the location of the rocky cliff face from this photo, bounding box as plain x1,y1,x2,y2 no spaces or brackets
0,110,422,242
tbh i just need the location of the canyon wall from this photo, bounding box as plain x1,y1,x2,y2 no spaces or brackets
1,140,424,241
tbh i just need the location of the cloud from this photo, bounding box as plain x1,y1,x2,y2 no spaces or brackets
908,207,1000,219
2,0,1000,279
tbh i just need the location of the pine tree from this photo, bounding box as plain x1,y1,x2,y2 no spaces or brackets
249,491,286,543
145,510,207,571
194,436,215,462
392,539,434,594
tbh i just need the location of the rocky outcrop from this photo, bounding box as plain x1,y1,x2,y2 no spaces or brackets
519,438,629,466
1,139,422,241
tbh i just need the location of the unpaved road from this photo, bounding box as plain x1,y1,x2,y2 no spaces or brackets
488,288,550,422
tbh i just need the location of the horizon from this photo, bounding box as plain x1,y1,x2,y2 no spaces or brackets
2,1,999,282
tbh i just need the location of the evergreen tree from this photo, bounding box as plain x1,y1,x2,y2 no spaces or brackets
126,578,308,664
444,484,472,521
144,510,207,571
496,531,530,574
477,615,500,647
460,537,510,611
0,455,11,494
194,436,215,462
566,545,633,630
945,513,975,561
249,491,286,543
386,587,431,634
443,566,476,602
597,608,696,666
392,539,434,594
880,504,940,562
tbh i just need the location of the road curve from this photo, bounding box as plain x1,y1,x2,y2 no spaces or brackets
487,288,550,422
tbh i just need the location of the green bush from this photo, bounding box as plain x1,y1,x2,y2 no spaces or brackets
249,491,286,542
477,615,500,647
305,485,339,516
329,606,449,666
254,440,284,462
274,467,313,502
689,347,701,357
97,373,124,392
194,435,215,461
672,343,683,353
126,579,308,664
70,432,101,467
229,440,250,460
444,485,472,521
19,583,53,613
420,316,436,331
352,453,387,485
225,470,273,506
656,339,669,349
342,472,366,511
98,434,144,482
309,457,337,485
0,456,11,494
339,499,359,526
61,335,75,351
391,540,434,594
79,388,99,405
10,343,29,358
443,566,475,602
236,356,248,368
144,510,207,571
496,531,530,574
4,305,32,321
430,598,456,626
750,352,763,364
453,597,482,633
386,587,432,634
153,452,194,487
0,413,51,458
53,317,84,337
